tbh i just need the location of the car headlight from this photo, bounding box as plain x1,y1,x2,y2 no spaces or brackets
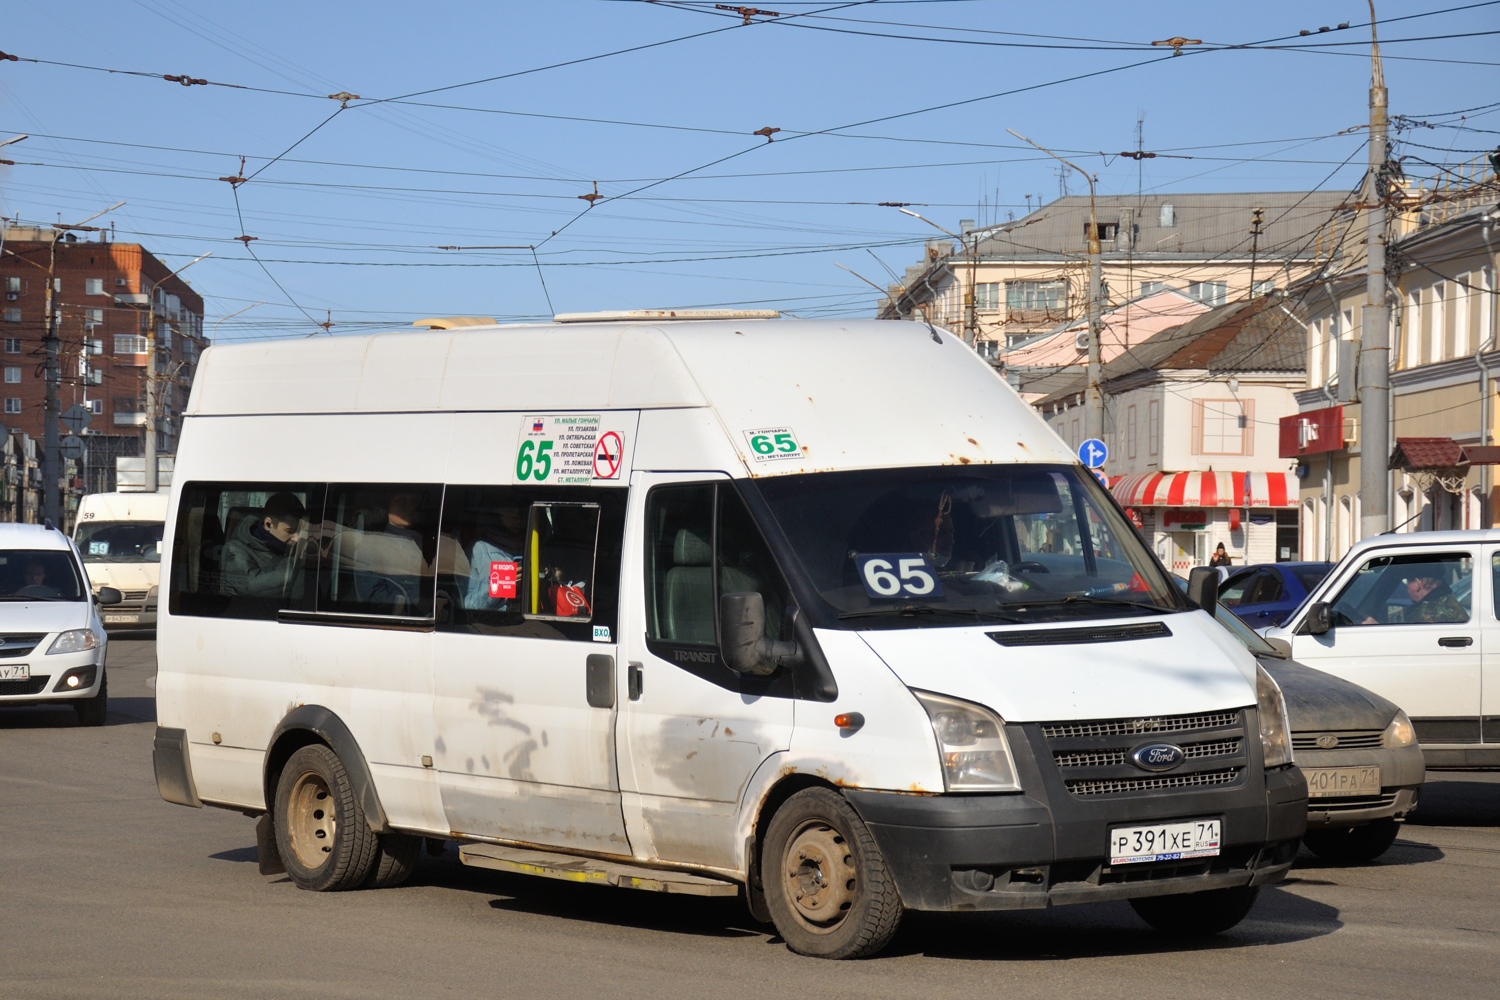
1382,709,1417,748
911,689,1021,792
47,629,100,655
1256,664,1294,768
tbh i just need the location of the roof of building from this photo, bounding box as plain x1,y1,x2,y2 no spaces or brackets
969,190,1351,261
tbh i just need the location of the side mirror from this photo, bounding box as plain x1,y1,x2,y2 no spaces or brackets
1186,567,1219,618
96,586,123,607
1265,636,1293,658
1299,601,1332,636
720,592,798,677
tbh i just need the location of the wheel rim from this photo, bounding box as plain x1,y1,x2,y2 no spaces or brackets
781,818,858,934
285,769,337,870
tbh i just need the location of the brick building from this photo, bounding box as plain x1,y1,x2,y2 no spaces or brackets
0,226,204,507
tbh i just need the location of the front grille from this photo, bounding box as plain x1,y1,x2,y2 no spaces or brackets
0,633,44,658
1054,738,1241,769
1067,768,1241,797
988,622,1172,647
1043,711,1241,740
1310,792,1398,813
1293,730,1385,751
0,676,51,696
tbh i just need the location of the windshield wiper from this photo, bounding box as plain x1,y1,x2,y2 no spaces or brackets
1055,594,1181,614
838,606,1025,623
0,595,71,602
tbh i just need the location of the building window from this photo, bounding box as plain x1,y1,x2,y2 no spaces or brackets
1148,398,1160,456
3,338,19,354
974,282,1000,311
85,278,105,296
1085,221,1118,242
157,322,173,350
114,397,144,414
1193,398,1255,456
114,334,148,354
3,367,19,384
87,399,104,415
1140,280,1170,297
1005,279,1068,322
86,308,104,327
1126,404,1138,460
3,398,20,414
4,276,20,294
1187,281,1228,307
1159,203,1176,227
87,338,103,357
1252,279,1276,296
2,309,20,324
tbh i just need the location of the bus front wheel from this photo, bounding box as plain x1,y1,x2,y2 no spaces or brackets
274,744,378,892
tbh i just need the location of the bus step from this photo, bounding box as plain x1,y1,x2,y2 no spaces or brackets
458,844,739,897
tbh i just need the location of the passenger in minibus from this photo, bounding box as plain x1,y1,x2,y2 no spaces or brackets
352,491,432,611
462,504,527,611
222,492,307,597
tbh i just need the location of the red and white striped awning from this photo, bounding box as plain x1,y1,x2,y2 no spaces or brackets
1111,471,1296,508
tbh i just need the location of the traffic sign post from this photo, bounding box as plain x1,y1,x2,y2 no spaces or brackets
1078,438,1108,469
59,434,85,462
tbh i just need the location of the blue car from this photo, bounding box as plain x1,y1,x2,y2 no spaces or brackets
1217,561,1334,627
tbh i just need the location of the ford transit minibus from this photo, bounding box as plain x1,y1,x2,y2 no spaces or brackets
154,314,1305,958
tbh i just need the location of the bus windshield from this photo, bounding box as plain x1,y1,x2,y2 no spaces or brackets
753,464,1184,625
75,521,164,564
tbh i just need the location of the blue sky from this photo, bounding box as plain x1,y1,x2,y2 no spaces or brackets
2,1,1496,339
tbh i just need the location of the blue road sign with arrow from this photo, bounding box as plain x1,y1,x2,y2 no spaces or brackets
1078,438,1108,469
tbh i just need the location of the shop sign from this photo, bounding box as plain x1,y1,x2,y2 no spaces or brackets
1279,405,1344,458
1162,508,1208,529
1123,507,1145,530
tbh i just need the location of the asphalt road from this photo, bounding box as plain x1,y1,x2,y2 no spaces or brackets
3,637,1498,999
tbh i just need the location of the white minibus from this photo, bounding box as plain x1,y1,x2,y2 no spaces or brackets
73,490,169,630
154,314,1305,959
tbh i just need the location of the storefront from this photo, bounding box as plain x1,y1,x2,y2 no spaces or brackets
1112,470,1298,574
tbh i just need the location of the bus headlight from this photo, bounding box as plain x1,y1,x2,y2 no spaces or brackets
912,689,1022,792
47,629,100,655
1257,664,1293,768
1382,709,1417,748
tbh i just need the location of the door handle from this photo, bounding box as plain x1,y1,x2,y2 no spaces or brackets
1438,636,1474,648
586,654,615,709
628,661,643,701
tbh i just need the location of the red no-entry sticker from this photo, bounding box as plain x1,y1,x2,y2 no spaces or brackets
488,561,517,600
593,431,623,479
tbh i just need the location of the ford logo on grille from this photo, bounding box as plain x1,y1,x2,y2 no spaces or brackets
1131,743,1185,771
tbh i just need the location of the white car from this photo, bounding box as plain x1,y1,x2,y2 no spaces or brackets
1263,529,1499,769
0,523,120,726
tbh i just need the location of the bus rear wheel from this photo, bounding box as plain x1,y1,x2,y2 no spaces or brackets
274,744,378,892
762,787,903,959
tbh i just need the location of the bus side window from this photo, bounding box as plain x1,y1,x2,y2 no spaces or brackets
318,484,442,619
168,482,321,620
525,503,601,621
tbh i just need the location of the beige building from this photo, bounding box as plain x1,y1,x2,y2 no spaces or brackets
1287,154,1498,561
878,191,1351,361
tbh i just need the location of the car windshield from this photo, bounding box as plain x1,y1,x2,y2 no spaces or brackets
754,464,1184,624
0,548,87,601
1214,602,1284,657
75,520,163,564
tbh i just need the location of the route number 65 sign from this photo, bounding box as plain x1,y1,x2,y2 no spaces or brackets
855,553,944,600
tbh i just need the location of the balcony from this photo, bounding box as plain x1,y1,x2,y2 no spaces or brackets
113,412,146,427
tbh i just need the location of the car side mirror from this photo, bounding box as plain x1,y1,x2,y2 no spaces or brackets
1299,601,1332,636
96,586,123,607
720,592,798,677
1186,567,1219,618
1265,636,1293,658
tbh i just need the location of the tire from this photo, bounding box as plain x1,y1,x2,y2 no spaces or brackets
363,833,422,889
1130,885,1259,936
1303,819,1400,863
762,787,903,959
73,671,107,728
273,744,378,892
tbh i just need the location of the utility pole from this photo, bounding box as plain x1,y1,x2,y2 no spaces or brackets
142,252,211,492
1009,130,1104,440
1359,1,1391,541
1248,207,1265,293
895,209,978,345
41,201,123,526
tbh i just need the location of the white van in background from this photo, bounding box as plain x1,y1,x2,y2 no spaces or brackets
153,314,1306,959
73,490,169,630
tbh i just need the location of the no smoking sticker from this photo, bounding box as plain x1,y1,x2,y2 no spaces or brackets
593,431,623,480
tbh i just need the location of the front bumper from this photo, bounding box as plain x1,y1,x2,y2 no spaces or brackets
0,646,105,705
1295,744,1425,829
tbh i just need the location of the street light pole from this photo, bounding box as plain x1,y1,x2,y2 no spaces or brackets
142,252,211,493
1358,1,1391,541
40,201,124,526
896,209,978,345
1008,130,1104,441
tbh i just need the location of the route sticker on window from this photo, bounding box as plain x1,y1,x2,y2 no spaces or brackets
743,426,803,463
855,553,944,600
488,561,517,600
516,414,601,484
